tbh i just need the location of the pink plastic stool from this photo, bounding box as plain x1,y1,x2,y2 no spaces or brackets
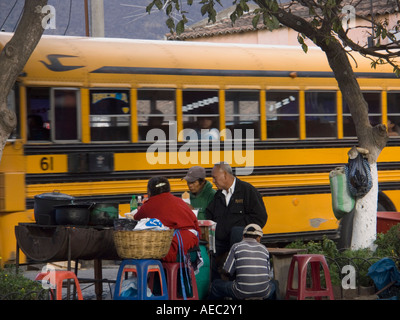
35,270,83,300
285,254,334,300
162,262,199,300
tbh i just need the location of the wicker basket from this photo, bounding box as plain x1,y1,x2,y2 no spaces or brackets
113,229,174,259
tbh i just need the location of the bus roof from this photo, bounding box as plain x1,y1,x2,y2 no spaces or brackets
0,32,395,86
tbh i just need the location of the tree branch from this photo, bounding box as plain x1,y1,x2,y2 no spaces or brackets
0,0,48,105
0,0,48,136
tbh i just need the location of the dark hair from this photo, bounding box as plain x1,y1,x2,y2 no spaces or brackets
243,234,260,239
147,176,170,197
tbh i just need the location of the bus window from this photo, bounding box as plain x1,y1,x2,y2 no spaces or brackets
266,91,299,139
305,91,336,138
137,89,176,141
343,92,381,138
225,91,259,140
7,86,20,140
90,89,130,142
27,87,51,141
387,92,400,137
365,92,382,126
53,89,79,141
182,90,219,140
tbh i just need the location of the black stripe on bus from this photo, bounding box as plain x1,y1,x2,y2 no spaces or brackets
24,161,400,185
24,163,340,185
90,66,399,79
24,138,400,155
24,139,365,155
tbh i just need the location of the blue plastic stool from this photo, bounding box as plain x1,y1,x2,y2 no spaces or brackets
114,259,168,300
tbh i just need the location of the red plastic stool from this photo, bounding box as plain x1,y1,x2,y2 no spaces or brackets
162,262,199,300
285,254,334,300
35,270,83,300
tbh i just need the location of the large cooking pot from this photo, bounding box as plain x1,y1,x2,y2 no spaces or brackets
34,191,75,225
89,202,119,226
55,204,90,225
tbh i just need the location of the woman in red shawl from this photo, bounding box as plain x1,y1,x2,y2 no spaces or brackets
135,176,200,262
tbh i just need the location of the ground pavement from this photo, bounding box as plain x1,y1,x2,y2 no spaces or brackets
22,261,119,300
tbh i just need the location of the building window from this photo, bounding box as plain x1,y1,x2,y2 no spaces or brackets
137,89,176,141
225,91,259,140
266,91,299,139
305,91,336,138
182,90,219,140
90,89,130,142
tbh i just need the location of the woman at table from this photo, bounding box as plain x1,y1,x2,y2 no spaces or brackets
134,176,200,262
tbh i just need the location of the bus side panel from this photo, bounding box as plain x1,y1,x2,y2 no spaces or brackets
263,193,338,234
0,143,28,265
0,210,33,266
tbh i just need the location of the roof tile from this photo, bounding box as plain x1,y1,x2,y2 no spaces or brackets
167,0,399,40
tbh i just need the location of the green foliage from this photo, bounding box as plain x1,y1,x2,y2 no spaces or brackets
285,232,400,287
0,266,48,300
374,224,400,257
297,34,308,53
286,236,338,257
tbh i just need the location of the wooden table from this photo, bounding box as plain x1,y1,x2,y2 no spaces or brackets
267,247,306,299
15,223,119,300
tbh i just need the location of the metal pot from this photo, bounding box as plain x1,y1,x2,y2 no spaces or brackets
34,191,75,225
89,202,119,226
55,204,90,226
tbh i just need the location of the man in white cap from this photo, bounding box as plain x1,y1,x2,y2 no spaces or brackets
208,223,276,300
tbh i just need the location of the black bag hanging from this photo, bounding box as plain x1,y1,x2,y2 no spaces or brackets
345,148,372,198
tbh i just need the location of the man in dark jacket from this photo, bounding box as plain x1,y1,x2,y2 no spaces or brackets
206,162,268,280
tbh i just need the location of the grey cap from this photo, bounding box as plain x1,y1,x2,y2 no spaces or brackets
243,224,263,237
183,166,206,183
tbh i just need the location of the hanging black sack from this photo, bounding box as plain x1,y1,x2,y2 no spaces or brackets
345,148,372,198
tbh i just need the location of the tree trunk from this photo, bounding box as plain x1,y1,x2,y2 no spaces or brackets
350,163,378,250
320,40,388,250
268,1,388,249
0,0,48,160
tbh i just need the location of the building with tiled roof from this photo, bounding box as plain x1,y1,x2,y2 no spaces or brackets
167,0,399,46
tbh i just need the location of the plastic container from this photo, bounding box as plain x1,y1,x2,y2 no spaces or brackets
130,195,138,212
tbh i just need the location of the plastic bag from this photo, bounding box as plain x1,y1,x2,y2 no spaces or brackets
345,149,372,198
134,218,169,231
367,258,400,290
329,166,355,219
120,275,153,298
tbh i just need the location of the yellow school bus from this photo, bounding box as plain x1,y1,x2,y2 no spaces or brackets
1,32,400,264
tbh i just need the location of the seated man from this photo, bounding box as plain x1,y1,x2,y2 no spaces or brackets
208,224,276,300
